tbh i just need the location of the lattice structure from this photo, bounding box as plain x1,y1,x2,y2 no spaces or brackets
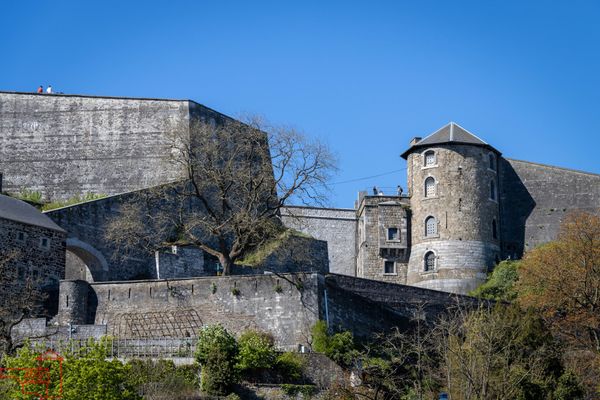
111,309,204,338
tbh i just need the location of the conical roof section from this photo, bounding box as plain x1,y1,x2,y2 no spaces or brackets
401,122,500,159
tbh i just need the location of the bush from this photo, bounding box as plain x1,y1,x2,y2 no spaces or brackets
311,321,358,368
470,260,520,301
236,330,276,374
195,324,238,395
275,351,305,382
281,384,318,398
126,359,199,399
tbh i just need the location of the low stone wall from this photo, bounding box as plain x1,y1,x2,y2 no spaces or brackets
58,273,321,350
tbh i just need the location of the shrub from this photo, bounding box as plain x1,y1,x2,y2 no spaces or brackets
311,321,358,367
236,330,276,374
126,359,199,399
275,351,305,382
281,384,317,398
225,393,241,400
195,325,238,395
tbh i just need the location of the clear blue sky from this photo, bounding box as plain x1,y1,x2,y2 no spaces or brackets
2,1,599,207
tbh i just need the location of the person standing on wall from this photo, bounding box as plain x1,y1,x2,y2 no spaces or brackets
37,85,43,93
46,85,53,94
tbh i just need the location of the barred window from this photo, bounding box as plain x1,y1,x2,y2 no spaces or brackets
424,177,436,197
424,150,436,166
424,251,435,271
425,216,437,236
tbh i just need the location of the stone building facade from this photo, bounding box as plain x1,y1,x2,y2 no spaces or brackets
1,91,599,295
0,91,232,201
0,194,67,299
287,123,600,294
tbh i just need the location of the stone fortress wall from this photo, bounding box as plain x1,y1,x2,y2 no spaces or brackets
54,273,477,349
281,206,357,276
0,91,228,201
500,158,600,258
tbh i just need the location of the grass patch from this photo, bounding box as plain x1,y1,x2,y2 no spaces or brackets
237,229,312,267
41,193,107,211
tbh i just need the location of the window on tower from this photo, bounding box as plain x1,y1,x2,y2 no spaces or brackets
488,153,496,171
384,260,396,274
424,150,436,167
490,179,496,201
424,177,436,197
492,219,498,239
424,251,435,271
387,227,400,241
425,216,437,236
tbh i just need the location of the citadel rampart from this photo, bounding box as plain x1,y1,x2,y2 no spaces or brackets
0,91,228,201
52,273,474,349
500,158,600,258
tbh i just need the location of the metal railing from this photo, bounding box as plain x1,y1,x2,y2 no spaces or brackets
30,337,197,359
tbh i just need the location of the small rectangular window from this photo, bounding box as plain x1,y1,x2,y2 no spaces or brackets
16,232,27,243
384,261,395,274
39,237,50,250
387,227,399,241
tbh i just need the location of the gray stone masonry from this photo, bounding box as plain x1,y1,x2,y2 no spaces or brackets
405,144,501,293
281,206,356,276
356,195,410,284
500,158,600,258
0,217,66,294
0,91,229,201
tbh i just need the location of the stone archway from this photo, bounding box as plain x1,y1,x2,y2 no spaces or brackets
65,238,109,282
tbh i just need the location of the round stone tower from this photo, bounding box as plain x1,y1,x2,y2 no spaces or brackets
401,122,501,294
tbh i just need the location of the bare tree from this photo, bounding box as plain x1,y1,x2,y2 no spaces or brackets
0,250,46,357
106,116,337,275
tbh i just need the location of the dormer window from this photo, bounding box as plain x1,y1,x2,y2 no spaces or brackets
424,150,436,167
424,177,436,197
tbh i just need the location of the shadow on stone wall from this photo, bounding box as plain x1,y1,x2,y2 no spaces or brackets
499,159,536,259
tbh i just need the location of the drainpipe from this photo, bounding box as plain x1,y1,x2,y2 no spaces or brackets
324,289,330,328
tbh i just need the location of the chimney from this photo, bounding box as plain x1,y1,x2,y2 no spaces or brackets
409,137,422,146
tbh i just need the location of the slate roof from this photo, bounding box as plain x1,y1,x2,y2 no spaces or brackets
0,194,66,232
401,122,500,159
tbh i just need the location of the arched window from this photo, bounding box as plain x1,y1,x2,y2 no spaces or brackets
425,216,437,236
424,251,435,272
490,179,496,200
492,219,498,239
488,153,496,171
424,150,436,167
424,177,436,197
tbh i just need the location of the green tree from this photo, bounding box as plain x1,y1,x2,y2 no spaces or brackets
470,260,520,301
195,324,238,395
236,330,276,377
2,339,140,400
311,321,358,368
